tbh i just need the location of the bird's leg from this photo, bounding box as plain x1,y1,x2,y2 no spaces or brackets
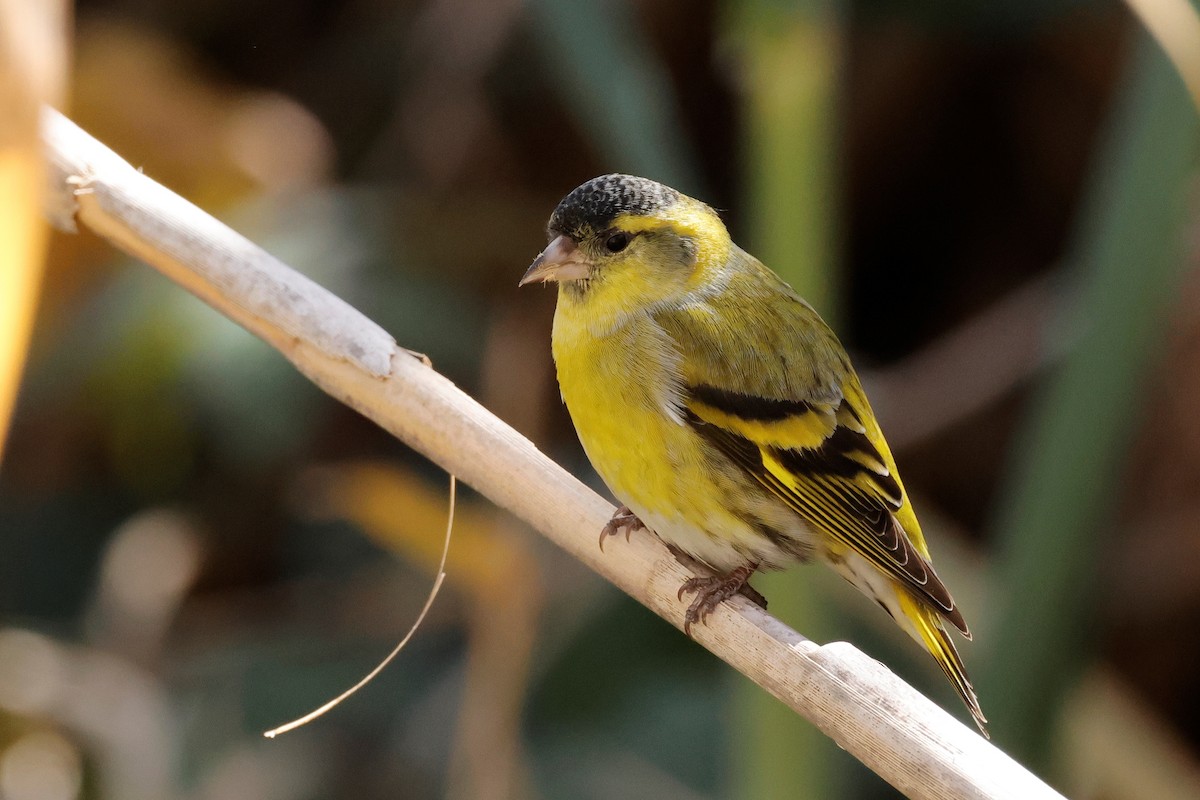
599,504,646,550
676,562,763,636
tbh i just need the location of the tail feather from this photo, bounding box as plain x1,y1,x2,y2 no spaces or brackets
896,589,989,737
831,553,987,736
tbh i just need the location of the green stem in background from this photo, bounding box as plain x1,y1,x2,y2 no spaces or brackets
727,1,843,798
735,0,841,318
980,31,1199,767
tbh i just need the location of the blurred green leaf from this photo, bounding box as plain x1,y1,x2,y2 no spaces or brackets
981,31,1200,764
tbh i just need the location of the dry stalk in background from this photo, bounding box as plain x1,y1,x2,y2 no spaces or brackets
40,107,1063,800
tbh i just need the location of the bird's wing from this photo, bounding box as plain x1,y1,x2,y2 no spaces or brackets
655,267,968,635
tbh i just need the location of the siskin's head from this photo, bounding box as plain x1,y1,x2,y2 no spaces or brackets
519,175,732,315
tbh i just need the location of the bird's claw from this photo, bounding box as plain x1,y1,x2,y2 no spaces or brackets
677,564,762,636
599,505,646,551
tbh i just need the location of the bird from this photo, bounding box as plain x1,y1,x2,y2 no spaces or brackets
519,173,986,735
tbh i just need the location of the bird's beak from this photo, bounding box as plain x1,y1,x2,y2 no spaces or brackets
519,235,592,286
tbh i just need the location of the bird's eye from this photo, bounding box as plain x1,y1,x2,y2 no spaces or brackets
605,232,630,253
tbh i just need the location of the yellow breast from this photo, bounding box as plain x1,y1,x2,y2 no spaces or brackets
550,293,817,572
551,307,687,510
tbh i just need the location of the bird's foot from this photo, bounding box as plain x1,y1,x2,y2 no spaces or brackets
676,562,762,636
666,545,767,615
599,505,646,551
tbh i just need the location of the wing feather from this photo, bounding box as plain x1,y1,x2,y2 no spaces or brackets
685,387,969,636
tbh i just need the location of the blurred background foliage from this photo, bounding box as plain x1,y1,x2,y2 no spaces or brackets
3,0,1200,798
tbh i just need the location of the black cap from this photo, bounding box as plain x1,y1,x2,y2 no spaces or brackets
548,174,680,240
